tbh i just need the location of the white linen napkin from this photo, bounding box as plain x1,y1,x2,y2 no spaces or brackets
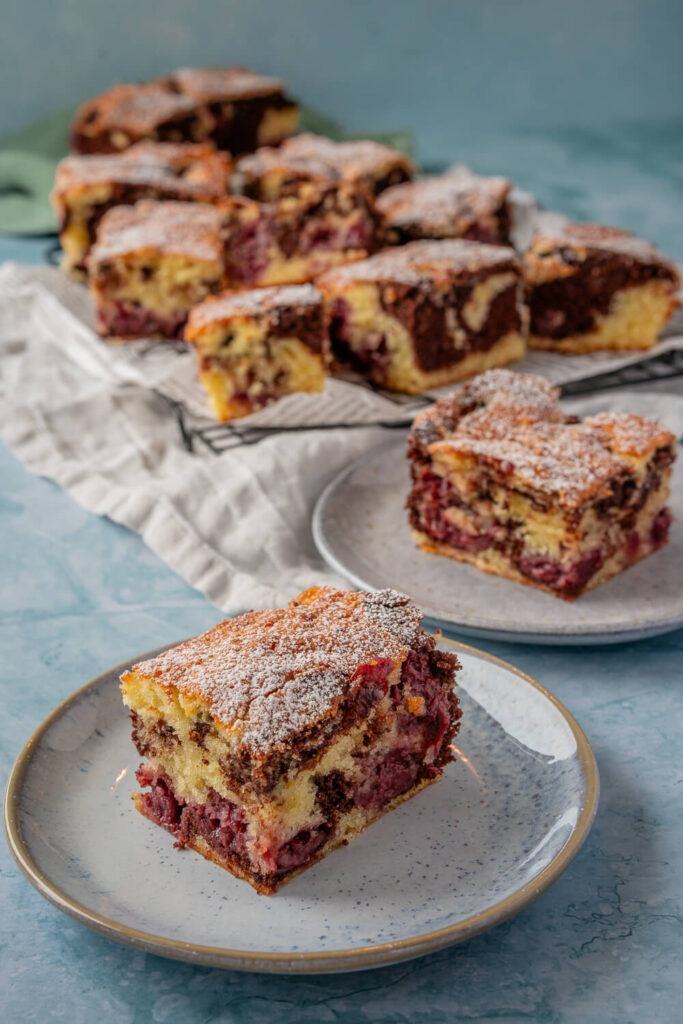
0,261,681,614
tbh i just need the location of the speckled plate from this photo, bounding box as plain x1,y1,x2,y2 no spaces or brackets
313,434,683,646
4,639,597,974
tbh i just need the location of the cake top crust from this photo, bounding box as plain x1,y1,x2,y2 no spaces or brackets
186,283,322,332
53,143,231,197
411,369,675,509
236,132,414,184
72,83,197,137
89,200,226,263
127,587,424,754
376,172,510,233
316,239,519,289
170,66,288,102
526,218,679,283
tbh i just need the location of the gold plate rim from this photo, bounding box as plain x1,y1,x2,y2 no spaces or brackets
4,636,599,974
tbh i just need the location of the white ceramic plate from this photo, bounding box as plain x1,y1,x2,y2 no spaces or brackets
4,640,597,974
313,433,683,646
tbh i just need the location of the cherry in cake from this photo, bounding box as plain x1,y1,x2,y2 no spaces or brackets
120,587,461,894
220,182,380,288
317,239,527,393
407,369,676,599
524,220,679,353
185,283,329,421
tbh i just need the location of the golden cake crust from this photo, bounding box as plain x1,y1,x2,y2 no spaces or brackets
376,172,511,236
525,219,680,286
123,587,424,755
54,144,231,198
236,132,414,188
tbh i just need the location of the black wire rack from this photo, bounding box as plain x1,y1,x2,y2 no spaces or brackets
161,380,432,455
559,347,683,397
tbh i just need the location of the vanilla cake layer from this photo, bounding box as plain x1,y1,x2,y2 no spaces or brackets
525,220,679,353
185,284,330,421
407,370,676,599
317,239,527,394
528,280,678,353
120,587,461,894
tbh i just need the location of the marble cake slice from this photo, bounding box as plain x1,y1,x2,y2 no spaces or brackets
317,238,527,393
121,587,461,894
185,283,329,421
407,369,676,599
524,220,679,353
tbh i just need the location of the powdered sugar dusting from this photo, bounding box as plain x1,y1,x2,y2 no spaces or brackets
530,217,678,270
133,587,424,753
90,201,226,263
361,588,422,645
317,238,518,288
584,411,675,458
376,173,510,233
236,132,413,185
76,83,196,135
416,369,674,509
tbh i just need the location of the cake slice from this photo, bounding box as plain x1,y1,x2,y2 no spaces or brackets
377,171,512,246
52,142,232,278
524,221,680,353
317,239,527,393
167,66,299,154
221,182,379,288
69,67,298,157
88,201,227,340
120,587,461,894
185,284,329,421
69,82,210,154
234,132,414,200
407,369,676,599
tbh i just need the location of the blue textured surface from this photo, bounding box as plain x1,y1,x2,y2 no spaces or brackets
2,117,683,1019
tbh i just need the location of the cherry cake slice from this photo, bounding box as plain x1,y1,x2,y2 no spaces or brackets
407,369,676,599
121,587,461,894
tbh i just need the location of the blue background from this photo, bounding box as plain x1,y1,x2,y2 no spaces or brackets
2,0,682,154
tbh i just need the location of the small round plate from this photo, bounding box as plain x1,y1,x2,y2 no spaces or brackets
313,435,683,646
4,640,598,974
